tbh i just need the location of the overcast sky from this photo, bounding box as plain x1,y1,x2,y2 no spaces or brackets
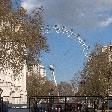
21,0,112,28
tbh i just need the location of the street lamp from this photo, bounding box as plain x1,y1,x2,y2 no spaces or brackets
0,88,3,112
0,88,3,97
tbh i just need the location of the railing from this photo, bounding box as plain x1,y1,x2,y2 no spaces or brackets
29,96,105,112
8,103,28,112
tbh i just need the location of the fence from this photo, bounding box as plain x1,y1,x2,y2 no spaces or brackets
0,97,29,112
8,108,29,112
29,96,105,112
0,96,112,112
8,104,28,112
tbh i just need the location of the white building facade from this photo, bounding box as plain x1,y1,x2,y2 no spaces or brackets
0,62,46,105
102,45,112,62
32,64,46,77
0,63,27,105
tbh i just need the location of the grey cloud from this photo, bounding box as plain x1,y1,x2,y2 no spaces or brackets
22,0,112,28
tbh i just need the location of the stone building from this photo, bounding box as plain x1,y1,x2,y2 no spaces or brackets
31,64,46,77
0,62,27,105
0,0,46,105
0,62,46,105
102,45,112,62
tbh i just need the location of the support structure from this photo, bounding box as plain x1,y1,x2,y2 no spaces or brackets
49,65,57,87
49,65,59,96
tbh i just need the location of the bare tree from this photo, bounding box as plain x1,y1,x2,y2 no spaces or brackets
27,74,55,97
58,81,75,96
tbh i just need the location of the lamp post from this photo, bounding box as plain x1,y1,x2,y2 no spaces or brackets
0,88,3,112
0,88,3,97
